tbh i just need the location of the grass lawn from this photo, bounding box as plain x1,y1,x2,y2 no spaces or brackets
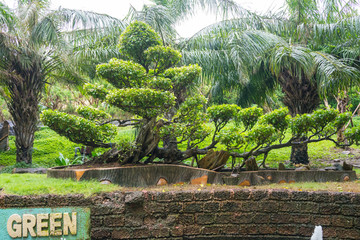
0,174,120,196
1,174,360,196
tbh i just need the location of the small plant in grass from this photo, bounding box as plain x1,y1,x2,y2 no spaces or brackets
54,153,84,166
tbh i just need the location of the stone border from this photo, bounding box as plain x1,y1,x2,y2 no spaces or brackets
47,164,357,187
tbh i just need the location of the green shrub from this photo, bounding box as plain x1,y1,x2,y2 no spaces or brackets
40,110,117,147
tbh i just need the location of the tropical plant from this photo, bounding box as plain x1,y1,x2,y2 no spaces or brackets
0,0,124,164
179,0,360,164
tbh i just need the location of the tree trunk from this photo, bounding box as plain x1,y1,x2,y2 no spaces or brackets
12,96,39,164
132,118,160,163
290,137,309,165
279,70,319,165
335,91,349,143
6,73,43,164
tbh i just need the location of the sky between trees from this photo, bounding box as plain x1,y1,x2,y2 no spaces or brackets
3,0,285,37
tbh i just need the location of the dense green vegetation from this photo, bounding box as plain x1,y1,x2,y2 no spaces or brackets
1,0,360,172
1,121,360,170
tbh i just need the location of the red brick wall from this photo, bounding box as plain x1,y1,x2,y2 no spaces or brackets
1,189,360,239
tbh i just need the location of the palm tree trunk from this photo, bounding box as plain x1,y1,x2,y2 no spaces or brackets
12,95,39,164
280,71,319,165
7,74,42,164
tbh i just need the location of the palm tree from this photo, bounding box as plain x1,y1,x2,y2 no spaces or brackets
0,0,124,164
179,0,360,164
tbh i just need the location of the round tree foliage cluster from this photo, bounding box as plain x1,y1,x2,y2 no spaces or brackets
118,21,161,67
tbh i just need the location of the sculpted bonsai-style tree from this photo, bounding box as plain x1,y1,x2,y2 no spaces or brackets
41,21,203,164
41,21,360,170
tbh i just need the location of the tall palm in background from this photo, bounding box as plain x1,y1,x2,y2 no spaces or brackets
179,0,360,164
0,0,123,164
128,0,360,164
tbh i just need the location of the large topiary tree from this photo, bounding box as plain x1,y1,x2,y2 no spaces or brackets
41,21,202,164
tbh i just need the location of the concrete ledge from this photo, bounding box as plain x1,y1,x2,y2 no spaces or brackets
47,165,357,187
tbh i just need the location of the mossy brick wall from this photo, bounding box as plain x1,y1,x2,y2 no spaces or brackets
1,189,360,239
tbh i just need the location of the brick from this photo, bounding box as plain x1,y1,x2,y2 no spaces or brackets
291,191,310,201
278,201,299,212
178,214,195,225
26,196,49,207
313,216,331,226
233,189,251,200
221,201,241,212
341,205,360,216
132,227,151,238
216,213,234,224
311,191,333,203
196,213,216,225
145,202,168,213
91,229,111,239
332,216,353,228
233,213,253,224
202,225,222,235
351,194,360,204
300,202,319,213
194,190,213,201
270,213,293,224
151,227,170,238
174,191,193,201
171,225,184,236
257,224,277,235
124,214,144,227
91,216,103,228
258,201,279,212
144,216,157,225
354,218,360,228
164,214,178,227
183,202,203,212
240,201,258,212
241,224,258,235
319,204,340,215
154,191,174,202
332,192,354,204
336,228,360,239
222,224,241,234
298,226,314,237
183,225,202,235
125,191,144,204
92,205,123,216
214,189,231,200
250,189,268,201
168,202,183,213
103,216,125,227
322,227,337,238
252,214,270,224
203,202,220,212
277,225,297,235
291,214,311,224
5,195,26,207
269,189,291,200
112,229,132,239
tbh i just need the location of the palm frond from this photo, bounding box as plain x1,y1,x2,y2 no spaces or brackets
312,51,360,96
